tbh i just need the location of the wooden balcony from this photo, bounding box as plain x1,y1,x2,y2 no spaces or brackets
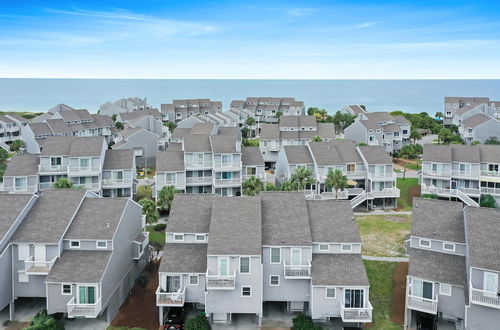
283,260,311,279
340,301,373,323
407,294,438,314
206,271,236,290
67,297,102,318
156,287,185,306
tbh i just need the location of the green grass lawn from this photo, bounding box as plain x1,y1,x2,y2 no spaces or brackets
403,162,421,170
146,225,165,247
396,178,419,211
357,215,411,257
364,260,402,330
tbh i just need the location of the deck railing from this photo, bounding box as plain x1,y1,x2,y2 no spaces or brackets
206,271,236,290
67,297,102,318
340,301,373,322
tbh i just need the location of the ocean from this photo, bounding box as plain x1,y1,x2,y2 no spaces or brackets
1,79,500,115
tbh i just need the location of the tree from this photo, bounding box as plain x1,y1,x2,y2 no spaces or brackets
137,185,152,200
435,112,444,120
115,121,124,130
289,166,315,191
480,194,498,208
54,178,73,189
164,121,177,133
410,129,422,144
157,185,177,214
139,198,159,223
185,313,210,330
111,114,117,122
357,142,368,147
471,140,480,145
245,116,256,126
275,111,283,121
485,137,500,145
312,135,322,142
241,127,250,139
25,309,64,330
325,169,348,199
242,176,265,196
0,148,8,165
10,139,25,152
399,145,414,180
438,128,453,144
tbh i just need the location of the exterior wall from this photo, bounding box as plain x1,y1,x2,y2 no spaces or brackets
311,286,340,319
470,267,500,291
311,243,362,254
117,130,159,167
166,233,208,244
274,150,290,185
471,120,500,144
466,303,500,330
46,282,76,314
158,273,206,304
20,125,40,154
409,237,466,256
0,247,13,311
344,121,368,145
436,285,465,320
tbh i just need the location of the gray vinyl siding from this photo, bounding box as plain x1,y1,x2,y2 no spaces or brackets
20,125,41,154
158,273,206,304
132,116,164,137
117,130,158,167
46,282,76,314
344,121,368,145
470,120,500,144
409,237,466,256
466,303,500,329
311,243,362,254
436,285,465,320
0,247,13,311
470,267,500,291
274,150,290,185
166,233,208,244
62,239,113,251
311,286,341,319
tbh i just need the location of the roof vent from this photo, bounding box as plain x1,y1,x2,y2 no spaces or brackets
106,223,110,228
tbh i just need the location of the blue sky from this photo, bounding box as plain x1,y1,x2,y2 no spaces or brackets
1,0,500,78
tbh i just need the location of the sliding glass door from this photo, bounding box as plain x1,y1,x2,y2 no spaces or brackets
345,289,364,308
78,286,96,304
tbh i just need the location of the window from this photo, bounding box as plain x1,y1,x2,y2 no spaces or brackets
411,278,434,300
270,247,281,264
488,164,499,173
419,239,431,248
96,241,107,249
62,284,72,295
341,244,352,252
18,244,29,261
18,271,28,283
346,164,356,172
439,283,451,296
194,153,204,166
241,286,252,297
51,157,62,166
443,242,455,252
195,234,206,242
239,257,250,274
189,275,199,285
326,287,336,299
218,257,230,276
369,135,375,142
222,154,232,166
484,272,498,294
79,158,90,169
173,234,184,242
15,177,27,190
222,172,233,180
166,173,176,184
70,240,80,248
345,289,364,308
270,275,280,286
319,244,329,251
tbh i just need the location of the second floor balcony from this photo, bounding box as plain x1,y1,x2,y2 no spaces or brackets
24,256,57,275
213,177,242,187
68,165,100,175
39,164,68,174
67,296,102,318
186,176,212,185
185,160,213,169
206,271,236,290
481,170,500,178
283,260,311,279
367,171,397,181
156,287,185,307
213,161,242,171
421,170,451,178
481,187,500,195
9,184,38,194
368,187,400,198
73,182,101,191
340,300,373,323
471,287,500,309
101,178,133,188
406,294,438,315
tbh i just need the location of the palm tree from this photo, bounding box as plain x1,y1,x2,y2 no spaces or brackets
139,198,159,223
54,178,73,189
10,139,25,152
312,135,322,142
410,129,422,144
25,309,64,330
242,176,264,196
399,145,414,180
438,128,452,144
325,169,348,199
157,185,177,214
435,112,444,120
290,166,315,191
245,117,256,127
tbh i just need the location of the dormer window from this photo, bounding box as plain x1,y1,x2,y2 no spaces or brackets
443,242,455,252
341,244,352,252
419,239,431,248
70,240,80,248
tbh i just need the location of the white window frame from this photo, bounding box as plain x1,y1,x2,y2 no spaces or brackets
439,283,452,296
239,257,251,274
269,275,280,286
195,234,206,242
341,244,352,252
325,287,336,299
484,272,499,294
96,241,108,249
18,271,29,283
270,247,281,264
61,283,72,295
173,234,184,242
189,275,199,286
18,244,30,261
241,286,252,297
419,239,431,249
69,240,81,248
443,242,455,252
319,244,329,252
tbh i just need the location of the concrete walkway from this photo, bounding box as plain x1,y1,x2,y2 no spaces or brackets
362,255,409,262
354,211,412,216
396,169,420,179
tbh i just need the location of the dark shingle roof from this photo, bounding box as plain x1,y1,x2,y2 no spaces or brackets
241,147,264,166
261,192,312,246
183,134,211,152
462,113,492,128
259,124,280,140
408,248,465,287
46,119,72,134
307,200,360,243
45,250,112,283
423,145,482,163
422,145,452,163
283,146,313,164
64,198,129,240
312,254,369,286
4,154,39,176
156,151,185,172
159,243,207,274
191,122,215,135
478,145,500,163
208,196,262,255
103,149,134,170
167,194,214,233
451,145,480,163
358,146,392,164
209,135,238,153
308,142,343,165
411,198,465,243
40,136,105,157
29,123,53,136
0,195,33,241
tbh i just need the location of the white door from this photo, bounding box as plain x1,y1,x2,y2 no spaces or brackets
290,248,301,266
484,272,498,297
34,245,46,268
218,257,230,276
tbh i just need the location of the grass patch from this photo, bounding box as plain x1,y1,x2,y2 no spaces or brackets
146,225,165,247
396,178,419,211
0,111,44,120
364,260,401,330
403,162,421,170
357,215,411,257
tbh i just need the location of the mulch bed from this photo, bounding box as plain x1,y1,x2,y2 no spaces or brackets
390,262,409,326
110,261,160,330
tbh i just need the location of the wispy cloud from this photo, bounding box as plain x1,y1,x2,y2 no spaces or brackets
355,22,375,29
286,8,317,17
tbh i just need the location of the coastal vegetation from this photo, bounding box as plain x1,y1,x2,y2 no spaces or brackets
0,111,43,120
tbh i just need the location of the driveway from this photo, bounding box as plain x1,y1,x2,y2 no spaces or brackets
418,134,437,145
396,169,419,179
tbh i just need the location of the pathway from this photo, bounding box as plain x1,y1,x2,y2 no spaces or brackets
354,211,412,216
362,255,409,262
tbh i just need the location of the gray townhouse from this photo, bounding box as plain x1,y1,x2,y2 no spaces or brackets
0,189,149,323
115,108,166,148
404,198,500,330
420,144,500,206
32,103,75,123
340,105,367,116
0,113,28,151
444,97,500,125
99,97,151,116
2,136,135,197
458,113,500,144
156,192,372,327
241,146,266,182
275,141,399,209
344,112,411,154
161,99,222,123
112,127,159,168
230,97,305,124
259,115,336,167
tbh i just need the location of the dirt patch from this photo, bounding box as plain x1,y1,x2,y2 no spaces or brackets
3,321,30,330
386,216,409,223
390,262,408,326
111,261,159,330
409,186,421,200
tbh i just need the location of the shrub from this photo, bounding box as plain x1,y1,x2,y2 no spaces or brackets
135,273,149,288
422,193,439,200
136,185,152,200
153,223,166,231
480,194,498,208
185,313,210,330
292,313,322,330
54,178,73,189
25,309,64,330
10,139,25,152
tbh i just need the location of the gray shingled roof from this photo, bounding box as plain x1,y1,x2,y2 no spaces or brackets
423,145,482,163
156,151,185,172
261,192,312,246
183,134,211,152
462,113,492,128
312,254,369,286
159,243,207,274
241,146,264,166
191,122,215,135
64,198,129,240
103,149,134,170
478,145,500,163
308,142,343,166
283,146,314,164
358,146,392,164
0,115,15,124
29,123,53,136
0,195,33,241
307,200,360,243
46,119,73,134
408,248,465,287
465,206,500,272
171,127,191,139
167,194,214,233
422,145,452,163
259,124,280,140
208,196,262,255
45,250,112,283
411,198,465,243
346,105,365,114
11,189,87,244
315,123,336,139
451,145,480,163
210,135,237,153
4,154,39,176
119,127,142,138
6,113,28,123
40,136,105,157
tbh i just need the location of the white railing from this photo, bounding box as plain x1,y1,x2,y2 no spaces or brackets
206,271,236,290
351,192,368,208
213,161,242,171
367,171,397,180
156,287,185,306
39,164,67,173
422,170,452,177
24,256,57,275
186,176,213,185
67,296,102,318
68,165,100,174
10,185,38,194
481,187,500,195
347,188,365,195
471,287,500,309
283,260,311,278
213,177,242,186
73,183,101,191
242,174,267,181
39,182,56,190
457,187,481,196
185,160,213,168
368,187,400,198
101,178,133,187
345,170,367,177
452,170,478,178
406,295,438,314
481,170,500,178
340,301,373,322
319,191,349,200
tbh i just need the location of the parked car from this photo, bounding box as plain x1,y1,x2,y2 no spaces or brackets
163,307,185,329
